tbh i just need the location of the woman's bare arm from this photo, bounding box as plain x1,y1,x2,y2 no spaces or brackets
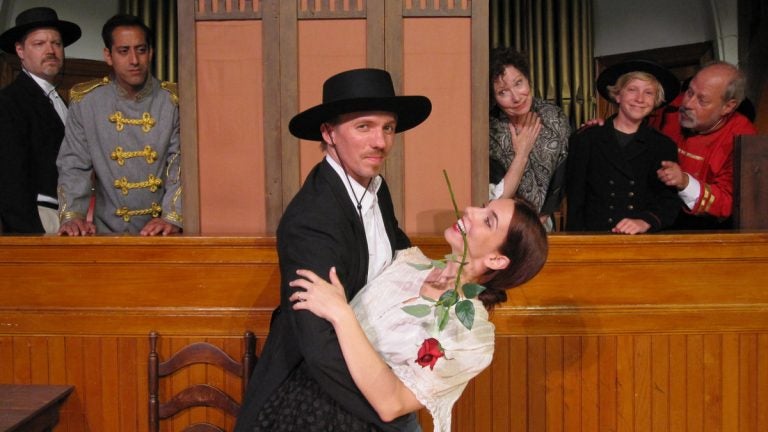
290,268,424,421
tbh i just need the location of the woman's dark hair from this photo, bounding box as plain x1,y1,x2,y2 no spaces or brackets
477,198,548,309
102,14,153,50
489,47,532,114
490,47,532,85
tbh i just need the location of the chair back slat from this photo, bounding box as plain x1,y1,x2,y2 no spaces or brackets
148,331,257,431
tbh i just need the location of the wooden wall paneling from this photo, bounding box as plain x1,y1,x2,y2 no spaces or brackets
509,337,528,432
83,337,104,431
528,337,546,431
471,0,490,206
734,136,768,229
63,337,85,430
101,336,119,431
598,336,618,431
563,336,582,429
30,337,48,383
581,336,599,432
669,334,687,432
758,334,768,431
651,335,671,432
635,335,652,432
279,0,299,227
262,0,289,231
616,335,634,432
12,336,31,383
48,336,67,388
384,0,405,221
704,334,724,431
722,334,740,432
117,337,139,432
687,335,705,432
490,338,512,431
177,0,200,234
738,334,757,431
545,337,564,432
3,234,768,430
0,338,11,383
474,363,493,430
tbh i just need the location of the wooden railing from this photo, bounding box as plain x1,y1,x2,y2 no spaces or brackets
1,233,767,431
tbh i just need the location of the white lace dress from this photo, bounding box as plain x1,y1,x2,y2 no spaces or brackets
350,247,495,432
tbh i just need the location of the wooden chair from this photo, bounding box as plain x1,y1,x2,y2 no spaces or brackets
148,331,256,432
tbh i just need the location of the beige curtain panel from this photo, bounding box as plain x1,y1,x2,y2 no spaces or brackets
490,0,595,127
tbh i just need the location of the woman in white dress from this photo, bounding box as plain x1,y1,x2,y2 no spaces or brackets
289,197,548,431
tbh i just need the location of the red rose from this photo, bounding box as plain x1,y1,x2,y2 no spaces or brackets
415,338,444,370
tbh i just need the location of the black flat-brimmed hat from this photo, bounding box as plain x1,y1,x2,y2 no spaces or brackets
596,60,680,107
0,7,81,54
289,68,432,141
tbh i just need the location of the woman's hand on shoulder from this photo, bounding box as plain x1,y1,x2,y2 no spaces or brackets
289,267,353,324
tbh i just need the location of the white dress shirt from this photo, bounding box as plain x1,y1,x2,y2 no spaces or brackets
326,155,393,282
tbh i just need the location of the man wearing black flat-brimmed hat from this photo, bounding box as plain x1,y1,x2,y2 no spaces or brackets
236,68,431,431
0,7,81,233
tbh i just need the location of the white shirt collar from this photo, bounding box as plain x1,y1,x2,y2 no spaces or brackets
23,68,57,96
325,154,382,214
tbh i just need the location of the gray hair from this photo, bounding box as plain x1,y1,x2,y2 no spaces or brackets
702,61,746,105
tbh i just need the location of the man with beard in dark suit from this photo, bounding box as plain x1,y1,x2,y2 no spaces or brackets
0,7,81,233
235,68,431,431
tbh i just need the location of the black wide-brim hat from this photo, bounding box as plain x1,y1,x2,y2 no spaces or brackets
289,68,432,141
596,60,680,107
0,7,82,54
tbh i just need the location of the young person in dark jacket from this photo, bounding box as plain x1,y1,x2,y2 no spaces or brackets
235,68,431,432
567,60,681,234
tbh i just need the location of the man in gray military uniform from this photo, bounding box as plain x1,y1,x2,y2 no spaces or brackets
57,14,181,235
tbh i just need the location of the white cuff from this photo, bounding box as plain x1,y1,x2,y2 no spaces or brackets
489,179,505,200
678,174,700,210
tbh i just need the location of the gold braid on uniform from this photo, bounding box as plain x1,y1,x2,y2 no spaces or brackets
114,174,163,195
164,186,183,224
69,77,110,103
165,153,180,180
109,111,156,132
160,81,179,106
56,186,86,222
111,146,158,166
116,202,162,222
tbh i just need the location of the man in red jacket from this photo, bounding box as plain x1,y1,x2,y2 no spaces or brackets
656,62,757,230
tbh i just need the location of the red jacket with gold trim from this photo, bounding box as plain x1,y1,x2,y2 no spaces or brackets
661,105,756,219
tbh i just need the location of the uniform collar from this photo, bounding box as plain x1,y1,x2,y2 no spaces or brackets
111,74,155,102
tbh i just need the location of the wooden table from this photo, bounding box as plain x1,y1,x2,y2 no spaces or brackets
0,385,74,432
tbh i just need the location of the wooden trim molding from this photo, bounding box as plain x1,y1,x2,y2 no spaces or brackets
178,1,201,234
2,233,767,336
470,0,489,205
195,0,263,20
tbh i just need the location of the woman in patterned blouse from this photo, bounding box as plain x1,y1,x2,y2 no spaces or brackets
489,47,571,231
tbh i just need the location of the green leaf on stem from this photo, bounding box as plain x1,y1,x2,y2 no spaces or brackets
408,262,433,271
462,283,486,299
401,304,432,317
437,289,459,308
435,305,450,332
455,300,476,330
431,259,447,269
